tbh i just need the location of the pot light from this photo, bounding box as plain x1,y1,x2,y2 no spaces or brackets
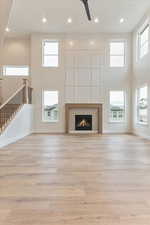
90,41,95,45
42,17,47,23
5,27,10,32
120,18,124,23
94,18,99,23
67,18,72,23
69,41,74,46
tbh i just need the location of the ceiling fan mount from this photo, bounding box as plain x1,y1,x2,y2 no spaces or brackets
80,0,92,21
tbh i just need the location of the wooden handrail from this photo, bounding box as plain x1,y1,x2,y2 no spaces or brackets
0,84,25,110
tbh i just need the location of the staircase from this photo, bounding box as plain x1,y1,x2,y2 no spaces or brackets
0,79,33,133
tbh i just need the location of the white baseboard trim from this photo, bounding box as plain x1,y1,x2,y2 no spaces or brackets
133,131,150,140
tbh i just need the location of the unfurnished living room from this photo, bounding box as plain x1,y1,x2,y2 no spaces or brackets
1,0,150,224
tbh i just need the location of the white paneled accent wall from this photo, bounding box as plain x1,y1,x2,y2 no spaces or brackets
65,50,103,103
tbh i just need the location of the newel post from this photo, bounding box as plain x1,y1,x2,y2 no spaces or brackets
0,78,3,105
23,79,29,104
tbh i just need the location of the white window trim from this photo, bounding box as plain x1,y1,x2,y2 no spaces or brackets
137,19,150,61
109,40,126,68
108,89,126,124
42,40,59,68
3,65,29,77
136,84,148,125
42,89,59,123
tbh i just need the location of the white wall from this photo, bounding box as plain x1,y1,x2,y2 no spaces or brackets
0,0,13,62
0,37,30,101
0,104,33,148
31,33,132,133
132,10,150,138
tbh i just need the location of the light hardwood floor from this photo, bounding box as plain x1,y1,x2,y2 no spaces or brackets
0,134,150,225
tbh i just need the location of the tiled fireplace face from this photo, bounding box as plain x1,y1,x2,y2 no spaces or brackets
69,108,98,133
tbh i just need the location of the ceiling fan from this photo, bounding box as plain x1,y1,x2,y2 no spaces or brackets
80,0,92,21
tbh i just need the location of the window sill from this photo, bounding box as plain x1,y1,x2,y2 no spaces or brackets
3,75,29,77
109,121,126,124
109,66,125,68
42,120,59,123
137,122,148,126
42,65,59,68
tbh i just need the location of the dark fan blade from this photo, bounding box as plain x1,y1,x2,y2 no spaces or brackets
80,0,91,21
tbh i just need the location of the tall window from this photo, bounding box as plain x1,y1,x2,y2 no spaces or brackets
43,91,59,122
137,86,148,124
109,91,125,122
42,40,59,67
139,25,149,59
110,41,125,67
3,66,29,76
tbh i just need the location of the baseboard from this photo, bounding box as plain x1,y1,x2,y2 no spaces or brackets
132,131,150,140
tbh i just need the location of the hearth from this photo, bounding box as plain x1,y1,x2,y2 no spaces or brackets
75,115,92,131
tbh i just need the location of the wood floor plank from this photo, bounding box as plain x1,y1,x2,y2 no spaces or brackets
0,134,150,224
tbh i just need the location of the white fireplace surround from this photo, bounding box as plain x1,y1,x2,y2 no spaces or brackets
65,104,103,134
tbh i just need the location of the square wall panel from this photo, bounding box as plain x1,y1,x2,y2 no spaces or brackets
75,68,91,86
65,52,75,67
91,87,100,102
91,69,101,86
65,86,75,103
66,69,75,86
91,54,102,67
76,51,91,68
75,86,91,103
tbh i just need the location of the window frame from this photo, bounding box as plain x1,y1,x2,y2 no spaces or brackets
138,20,150,60
3,65,29,77
136,85,148,125
109,40,126,68
109,89,126,123
42,40,59,68
42,89,59,123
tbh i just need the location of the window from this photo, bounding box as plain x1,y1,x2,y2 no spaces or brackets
139,25,149,59
109,91,125,122
42,40,59,67
137,86,148,124
110,41,125,67
3,66,29,76
43,90,59,122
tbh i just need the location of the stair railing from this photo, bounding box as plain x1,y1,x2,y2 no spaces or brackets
0,79,33,132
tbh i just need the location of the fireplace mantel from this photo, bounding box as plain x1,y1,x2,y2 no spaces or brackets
65,103,103,134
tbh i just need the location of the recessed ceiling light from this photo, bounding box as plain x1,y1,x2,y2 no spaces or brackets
90,41,95,45
42,17,47,23
94,18,99,23
69,41,74,46
67,18,72,23
5,27,10,32
120,18,124,23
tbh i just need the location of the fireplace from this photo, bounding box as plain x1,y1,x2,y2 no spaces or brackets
75,115,92,131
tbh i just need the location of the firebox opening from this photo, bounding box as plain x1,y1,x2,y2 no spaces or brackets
75,115,92,131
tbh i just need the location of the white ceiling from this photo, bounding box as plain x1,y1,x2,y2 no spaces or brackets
8,0,150,35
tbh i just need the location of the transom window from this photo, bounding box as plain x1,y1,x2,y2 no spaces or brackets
3,66,29,76
139,25,149,59
137,86,148,124
42,40,59,67
110,41,125,67
42,90,59,122
109,90,125,122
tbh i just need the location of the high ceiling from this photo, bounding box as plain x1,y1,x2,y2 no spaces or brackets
8,0,150,35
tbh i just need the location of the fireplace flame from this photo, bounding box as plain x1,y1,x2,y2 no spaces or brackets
79,119,87,127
